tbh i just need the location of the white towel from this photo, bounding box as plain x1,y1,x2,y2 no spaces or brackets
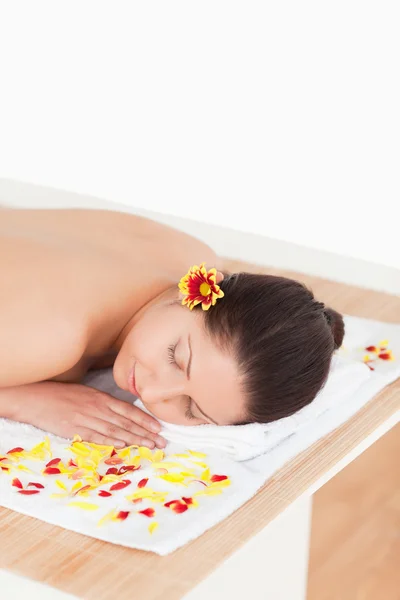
0,314,399,555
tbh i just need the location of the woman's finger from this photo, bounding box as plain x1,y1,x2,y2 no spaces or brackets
103,406,166,448
75,415,156,449
72,426,128,449
107,397,163,435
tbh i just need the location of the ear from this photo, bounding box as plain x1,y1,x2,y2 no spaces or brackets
215,271,224,285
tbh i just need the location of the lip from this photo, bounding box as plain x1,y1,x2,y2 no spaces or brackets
128,362,140,397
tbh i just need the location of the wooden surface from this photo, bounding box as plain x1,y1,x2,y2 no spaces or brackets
0,258,399,600
308,423,400,600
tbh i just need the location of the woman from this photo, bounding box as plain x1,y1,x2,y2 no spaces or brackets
0,206,344,450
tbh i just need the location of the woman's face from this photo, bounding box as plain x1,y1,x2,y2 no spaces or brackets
113,292,246,426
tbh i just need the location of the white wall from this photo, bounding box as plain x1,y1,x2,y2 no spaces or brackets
0,2,399,269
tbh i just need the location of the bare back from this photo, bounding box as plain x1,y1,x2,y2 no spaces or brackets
0,207,218,383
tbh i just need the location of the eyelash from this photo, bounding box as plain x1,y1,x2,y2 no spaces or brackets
167,343,196,420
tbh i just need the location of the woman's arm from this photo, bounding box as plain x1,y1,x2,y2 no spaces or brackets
0,381,166,449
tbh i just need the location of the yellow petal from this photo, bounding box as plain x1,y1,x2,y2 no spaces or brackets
71,481,83,492
16,465,34,473
50,493,69,499
194,488,223,496
170,453,191,459
148,522,159,534
86,442,114,453
68,502,99,511
117,447,132,460
150,495,168,503
138,446,154,461
188,450,207,458
151,462,183,469
74,442,92,454
100,474,122,484
378,339,389,347
200,468,210,482
188,460,208,469
153,450,165,462
210,479,231,488
55,480,68,491
126,488,156,500
97,509,118,527
158,473,185,483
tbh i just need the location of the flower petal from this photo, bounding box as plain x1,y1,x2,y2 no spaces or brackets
46,458,61,467
138,507,155,518
68,502,99,511
43,467,61,475
210,474,228,483
115,511,130,521
148,522,159,534
109,479,131,491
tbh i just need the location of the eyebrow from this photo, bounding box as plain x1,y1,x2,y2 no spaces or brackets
185,335,220,425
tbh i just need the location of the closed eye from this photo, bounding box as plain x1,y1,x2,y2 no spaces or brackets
167,341,217,424
167,343,179,368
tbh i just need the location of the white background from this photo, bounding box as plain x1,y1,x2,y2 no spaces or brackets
0,2,399,269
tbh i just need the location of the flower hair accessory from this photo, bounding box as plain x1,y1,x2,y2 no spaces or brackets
178,262,224,311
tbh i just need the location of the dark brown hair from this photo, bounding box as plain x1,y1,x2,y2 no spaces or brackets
198,272,345,425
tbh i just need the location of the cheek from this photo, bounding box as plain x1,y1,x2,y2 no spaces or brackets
143,402,195,426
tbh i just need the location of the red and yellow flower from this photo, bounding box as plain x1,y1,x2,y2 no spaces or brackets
178,262,224,311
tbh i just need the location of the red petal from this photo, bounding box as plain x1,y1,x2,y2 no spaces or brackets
365,345,377,352
116,511,130,521
27,482,45,489
109,479,131,491
210,474,228,482
18,490,40,495
164,500,178,508
1,466,10,472
104,456,123,465
170,501,188,514
67,459,78,467
12,478,23,489
43,467,61,475
0,457,7,462
132,498,143,504
7,447,24,454
111,449,117,457
118,465,140,474
378,352,391,360
138,478,148,488
98,490,112,497
105,467,118,475
46,458,61,467
138,508,155,518
164,499,189,513
182,496,193,505
366,364,375,371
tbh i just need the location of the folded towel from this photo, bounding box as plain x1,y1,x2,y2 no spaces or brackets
0,314,399,555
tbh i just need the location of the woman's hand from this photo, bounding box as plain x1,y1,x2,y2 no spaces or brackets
19,381,166,449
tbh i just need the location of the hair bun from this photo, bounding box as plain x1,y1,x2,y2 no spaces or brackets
324,307,345,350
